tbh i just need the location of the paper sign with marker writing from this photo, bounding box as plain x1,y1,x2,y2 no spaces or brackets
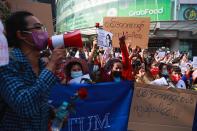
103,17,150,48
97,28,113,48
128,84,197,131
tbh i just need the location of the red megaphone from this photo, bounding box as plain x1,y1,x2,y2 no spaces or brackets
48,30,83,49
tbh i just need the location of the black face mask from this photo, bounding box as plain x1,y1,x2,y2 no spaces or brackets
132,59,141,69
162,74,169,79
99,50,104,55
112,71,122,77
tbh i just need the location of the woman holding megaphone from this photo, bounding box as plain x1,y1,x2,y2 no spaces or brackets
0,11,66,130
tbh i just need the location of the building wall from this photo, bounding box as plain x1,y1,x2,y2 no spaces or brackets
56,0,172,32
7,0,53,36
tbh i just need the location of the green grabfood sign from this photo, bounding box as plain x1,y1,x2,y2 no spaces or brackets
119,0,171,21
56,0,171,32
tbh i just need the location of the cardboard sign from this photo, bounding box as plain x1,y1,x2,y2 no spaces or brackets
128,84,197,131
97,29,113,48
103,17,150,48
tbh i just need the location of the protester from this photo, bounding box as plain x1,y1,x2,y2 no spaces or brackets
168,66,186,89
99,35,133,82
63,57,90,84
0,11,65,130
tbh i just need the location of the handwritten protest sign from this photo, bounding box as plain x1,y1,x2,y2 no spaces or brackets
128,84,197,131
97,29,113,48
103,17,150,48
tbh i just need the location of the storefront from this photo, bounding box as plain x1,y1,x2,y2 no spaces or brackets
56,0,197,58
149,20,197,58
177,1,197,57
56,0,172,32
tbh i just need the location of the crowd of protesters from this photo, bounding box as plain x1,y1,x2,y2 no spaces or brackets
0,10,197,130
51,37,197,90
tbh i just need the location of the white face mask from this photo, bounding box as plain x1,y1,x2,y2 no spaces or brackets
71,71,83,78
93,65,99,72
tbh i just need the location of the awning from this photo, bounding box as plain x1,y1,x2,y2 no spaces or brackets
150,21,197,38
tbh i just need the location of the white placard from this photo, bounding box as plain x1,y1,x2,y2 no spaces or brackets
103,47,112,61
0,20,9,66
97,29,113,48
193,56,197,68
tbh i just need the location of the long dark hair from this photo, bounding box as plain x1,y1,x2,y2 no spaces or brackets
65,62,83,78
5,11,33,47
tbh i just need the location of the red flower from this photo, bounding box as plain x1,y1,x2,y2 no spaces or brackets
77,88,88,99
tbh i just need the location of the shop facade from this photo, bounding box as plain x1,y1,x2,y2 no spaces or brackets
55,0,197,57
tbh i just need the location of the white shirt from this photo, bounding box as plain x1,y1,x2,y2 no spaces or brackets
150,77,168,86
150,77,186,89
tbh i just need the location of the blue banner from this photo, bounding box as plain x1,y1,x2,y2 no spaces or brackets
49,81,134,131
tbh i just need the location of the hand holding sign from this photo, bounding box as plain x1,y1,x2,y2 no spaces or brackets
103,17,150,48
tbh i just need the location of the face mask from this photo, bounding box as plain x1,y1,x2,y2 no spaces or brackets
31,31,48,50
71,71,83,78
99,50,104,55
115,53,119,58
150,67,159,76
162,70,169,79
114,77,121,82
93,65,99,72
112,71,122,78
171,75,181,83
162,70,169,76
